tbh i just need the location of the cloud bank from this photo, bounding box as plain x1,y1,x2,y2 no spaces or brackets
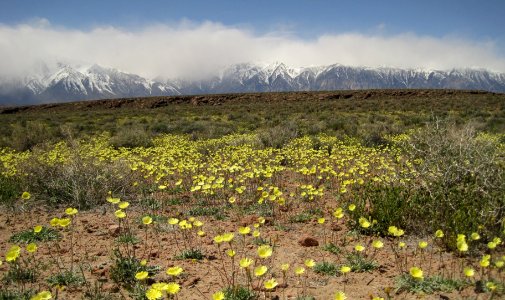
1,20,505,80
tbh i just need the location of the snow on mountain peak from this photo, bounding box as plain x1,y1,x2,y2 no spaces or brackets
1,61,505,105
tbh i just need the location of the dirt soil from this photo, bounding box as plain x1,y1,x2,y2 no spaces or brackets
0,206,492,300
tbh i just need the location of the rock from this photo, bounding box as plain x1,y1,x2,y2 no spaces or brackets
330,222,342,232
298,235,319,247
240,215,259,226
103,283,119,292
278,282,288,288
108,225,120,237
263,217,273,225
183,276,200,287
91,267,105,276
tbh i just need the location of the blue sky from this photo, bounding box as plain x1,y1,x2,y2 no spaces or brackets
1,0,504,41
1,0,505,78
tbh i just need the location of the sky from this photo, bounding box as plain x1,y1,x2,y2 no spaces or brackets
1,0,505,79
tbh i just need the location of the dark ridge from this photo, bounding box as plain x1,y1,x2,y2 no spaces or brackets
0,89,497,114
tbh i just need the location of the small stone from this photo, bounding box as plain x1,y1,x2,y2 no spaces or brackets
298,235,319,247
183,276,200,287
103,283,119,292
330,222,342,232
108,225,120,237
240,215,259,226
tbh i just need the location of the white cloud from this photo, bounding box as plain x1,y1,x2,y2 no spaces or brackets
0,20,504,80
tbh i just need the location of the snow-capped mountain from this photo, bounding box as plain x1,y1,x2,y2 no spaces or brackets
0,64,180,105
1,62,505,105
175,62,505,95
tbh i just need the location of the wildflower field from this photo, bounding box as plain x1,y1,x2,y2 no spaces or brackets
0,90,505,299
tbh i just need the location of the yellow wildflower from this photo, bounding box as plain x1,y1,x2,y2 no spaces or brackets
222,232,234,242
418,241,428,249
142,216,153,225
165,282,180,295
239,257,253,268
295,266,305,275
304,259,315,268
212,291,225,300
226,249,236,258
26,243,37,253
65,208,78,216
239,226,251,235
354,244,365,252
168,218,179,225
372,240,384,249
135,271,149,280
166,266,183,276
257,245,273,259
114,210,126,219
145,288,162,300
58,218,71,227
254,265,268,277
118,201,129,209
409,267,423,280
464,267,474,277
264,278,278,289
334,291,346,300
30,291,52,300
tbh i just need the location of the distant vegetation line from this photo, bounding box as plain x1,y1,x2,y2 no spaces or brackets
0,89,504,151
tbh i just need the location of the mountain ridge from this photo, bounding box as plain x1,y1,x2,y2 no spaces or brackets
1,62,504,105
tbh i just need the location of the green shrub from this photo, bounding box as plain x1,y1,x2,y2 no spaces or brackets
346,253,378,273
350,185,413,236
174,249,204,260
110,125,153,148
395,274,466,294
22,142,135,208
3,266,37,284
401,121,505,241
7,121,56,151
322,243,342,255
313,261,339,276
0,174,22,207
9,227,61,243
110,251,160,289
47,270,84,288
258,123,299,149
0,289,35,300
223,285,256,300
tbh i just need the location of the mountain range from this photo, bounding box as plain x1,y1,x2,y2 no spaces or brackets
1,62,505,105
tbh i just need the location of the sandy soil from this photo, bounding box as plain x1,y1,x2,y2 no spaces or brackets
0,205,498,300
